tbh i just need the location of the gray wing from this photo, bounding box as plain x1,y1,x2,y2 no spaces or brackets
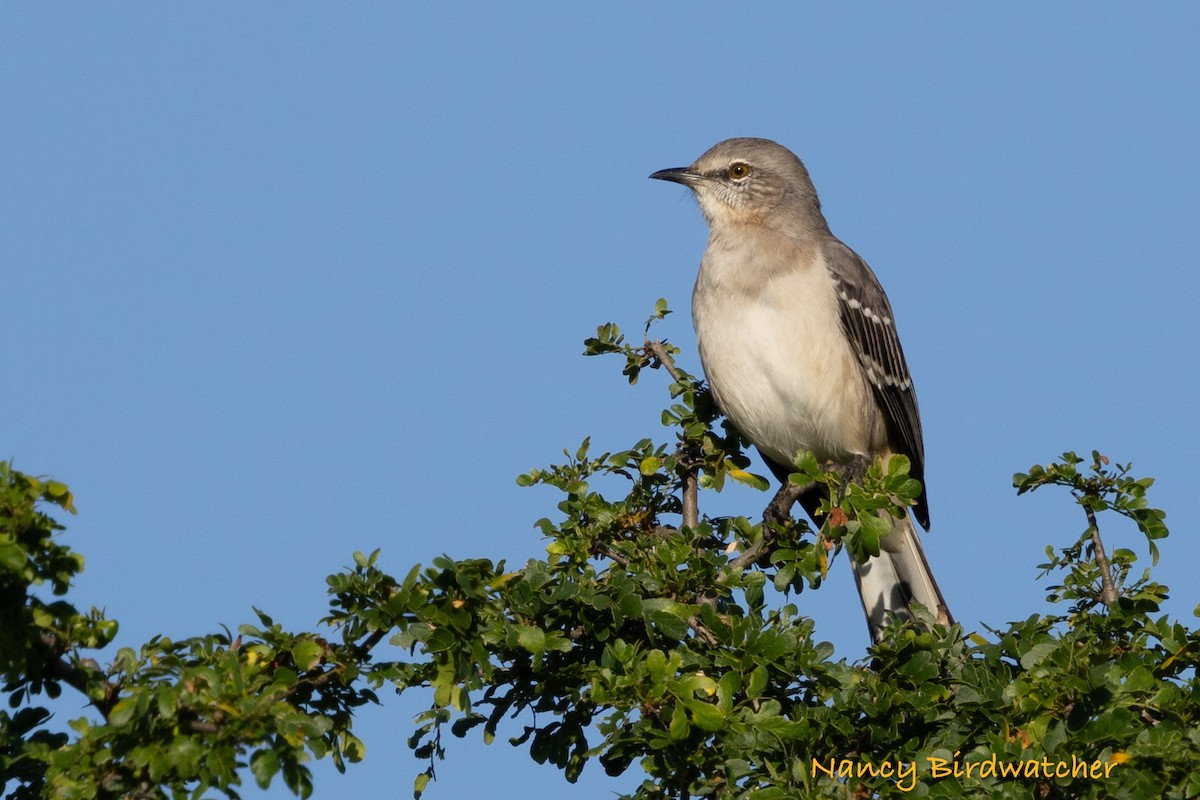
822,238,929,530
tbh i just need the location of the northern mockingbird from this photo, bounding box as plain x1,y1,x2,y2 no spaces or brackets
650,137,951,639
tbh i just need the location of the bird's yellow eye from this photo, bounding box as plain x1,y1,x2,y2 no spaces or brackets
728,162,751,180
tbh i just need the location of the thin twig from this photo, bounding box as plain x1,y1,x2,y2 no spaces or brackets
1083,504,1120,605
38,632,119,718
645,339,700,530
686,615,719,647
646,340,682,383
595,542,632,567
682,470,699,531
354,627,389,660
185,719,222,734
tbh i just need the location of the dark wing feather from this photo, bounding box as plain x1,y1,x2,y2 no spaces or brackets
823,239,930,530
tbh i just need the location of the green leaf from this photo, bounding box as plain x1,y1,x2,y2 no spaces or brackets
1122,666,1155,694
747,665,768,698
340,731,366,763
729,469,769,491
1019,641,1058,670
513,624,546,653
0,540,26,571
668,701,689,740
687,700,725,732
107,697,138,727
291,639,324,671
250,748,281,789
645,649,669,684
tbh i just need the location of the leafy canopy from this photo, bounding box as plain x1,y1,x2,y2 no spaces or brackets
3,302,1198,800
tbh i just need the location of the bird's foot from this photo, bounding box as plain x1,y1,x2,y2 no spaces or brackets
764,481,807,528
830,454,871,507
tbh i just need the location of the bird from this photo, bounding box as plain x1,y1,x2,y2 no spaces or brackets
649,137,951,639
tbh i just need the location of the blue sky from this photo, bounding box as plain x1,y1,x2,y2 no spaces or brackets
4,5,1199,798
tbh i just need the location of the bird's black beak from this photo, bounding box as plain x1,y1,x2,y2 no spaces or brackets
649,167,699,186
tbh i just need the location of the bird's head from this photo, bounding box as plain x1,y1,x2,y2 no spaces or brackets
650,137,827,238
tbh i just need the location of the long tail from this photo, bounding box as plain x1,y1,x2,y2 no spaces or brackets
851,514,953,640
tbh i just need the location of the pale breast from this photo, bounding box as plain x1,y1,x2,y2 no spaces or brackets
692,237,878,467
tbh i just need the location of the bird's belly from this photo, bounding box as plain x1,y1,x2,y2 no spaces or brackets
695,296,874,468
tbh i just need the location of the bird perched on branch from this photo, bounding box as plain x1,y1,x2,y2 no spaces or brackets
650,137,951,639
